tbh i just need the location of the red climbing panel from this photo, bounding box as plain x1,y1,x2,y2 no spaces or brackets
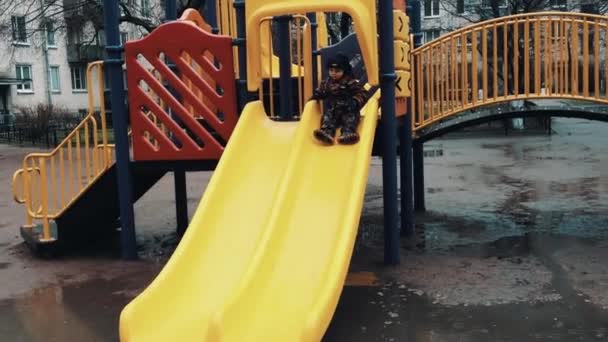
125,21,237,161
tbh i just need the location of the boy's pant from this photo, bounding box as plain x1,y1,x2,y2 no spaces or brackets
319,106,360,136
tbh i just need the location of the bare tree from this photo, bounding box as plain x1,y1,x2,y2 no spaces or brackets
0,0,207,59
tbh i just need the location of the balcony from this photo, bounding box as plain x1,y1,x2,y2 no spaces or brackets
67,44,105,63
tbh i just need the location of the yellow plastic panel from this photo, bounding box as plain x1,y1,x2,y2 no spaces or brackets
119,93,380,341
396,70,411,97
246,0,379,91
394,40,410,71
393,10,409,42
316,12,328,48
119,102,298,341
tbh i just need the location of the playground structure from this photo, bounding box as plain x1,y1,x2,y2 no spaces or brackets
9,0,608,340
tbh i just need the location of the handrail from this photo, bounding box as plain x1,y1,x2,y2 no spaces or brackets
13,61,113,241
411,12,608,133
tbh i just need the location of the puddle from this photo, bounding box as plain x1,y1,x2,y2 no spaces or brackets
0,278,132,342
325,284,608,341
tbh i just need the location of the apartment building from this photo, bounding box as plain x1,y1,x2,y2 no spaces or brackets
0,0,163,124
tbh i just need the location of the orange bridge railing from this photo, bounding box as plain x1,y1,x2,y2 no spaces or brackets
411,12,608,131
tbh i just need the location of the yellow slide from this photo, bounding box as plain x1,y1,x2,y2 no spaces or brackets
120,93,380,341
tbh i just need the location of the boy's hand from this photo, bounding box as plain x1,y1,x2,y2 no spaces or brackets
310,89,324,101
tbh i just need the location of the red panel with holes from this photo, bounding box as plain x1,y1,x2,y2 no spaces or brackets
125,21,238,161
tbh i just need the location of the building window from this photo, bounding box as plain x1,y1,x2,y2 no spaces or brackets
50,66,61,92
425,29,441,43
550,0,567,9
70,66,87,91
424,0,440,17
46,21,56,47
141,0,151,17
16,65,33,92
11,16,27,43
120,31,129,45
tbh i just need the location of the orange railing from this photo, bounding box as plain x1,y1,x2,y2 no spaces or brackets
411,12,608,131
12,62,111,242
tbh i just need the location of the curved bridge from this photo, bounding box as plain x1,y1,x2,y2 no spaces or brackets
411,12,608,139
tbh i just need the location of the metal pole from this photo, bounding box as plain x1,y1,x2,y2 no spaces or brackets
379,0,399,265
399,1,419,237
409,0,424,216
174,167,189,236
277,15,293,120
399,109,414,235
234,0,249,112
103,0,136,260
165,0,177,20
413,141,426,212
206,0,219,34
164,0,189,235
307,13,319,87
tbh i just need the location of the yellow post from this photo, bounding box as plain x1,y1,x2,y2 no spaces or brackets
482,27,488,102
38,157,52,242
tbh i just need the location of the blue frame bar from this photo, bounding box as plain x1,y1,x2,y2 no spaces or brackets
277,15,293,120
234,0,249,112
307,13,319,87
409,0,424,216
206,0,219,34
413,141,426,212
164,0,189,236
103,0,136,260
399,1,417,237
379,0,399,265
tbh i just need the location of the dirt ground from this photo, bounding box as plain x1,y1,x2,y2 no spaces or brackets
1,117,608,341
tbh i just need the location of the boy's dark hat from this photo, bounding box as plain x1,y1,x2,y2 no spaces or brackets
326,53,352,74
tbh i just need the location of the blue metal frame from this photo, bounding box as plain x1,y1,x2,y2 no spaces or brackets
206,0,220,34
277,15,293,120
103,0,136,259
163,0,190,236
405,0,424,227
399,1,420,236
379,0,399,265
234,0,250,112
413,141,425,212
307,13,319,87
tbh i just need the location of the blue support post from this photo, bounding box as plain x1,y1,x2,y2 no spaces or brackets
103,0,136,260
398,1,418,237
413,141,426,212
399,108,414,236
379,0,400,265
307,13,319,87
409,0,425,215
165,0,177,20
234,0,249,112
206,0,219,34
277,15,293,120
164,0,189,235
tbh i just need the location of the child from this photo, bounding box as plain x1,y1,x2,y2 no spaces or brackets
311,53,367,145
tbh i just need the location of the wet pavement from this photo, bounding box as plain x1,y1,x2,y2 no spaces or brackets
1,117,607,341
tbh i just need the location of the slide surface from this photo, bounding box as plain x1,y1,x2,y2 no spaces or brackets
120,93,380,341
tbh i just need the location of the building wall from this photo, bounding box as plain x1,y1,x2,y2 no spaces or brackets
0,0,164,117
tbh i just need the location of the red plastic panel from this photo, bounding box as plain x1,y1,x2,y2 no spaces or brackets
125,21,237,161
